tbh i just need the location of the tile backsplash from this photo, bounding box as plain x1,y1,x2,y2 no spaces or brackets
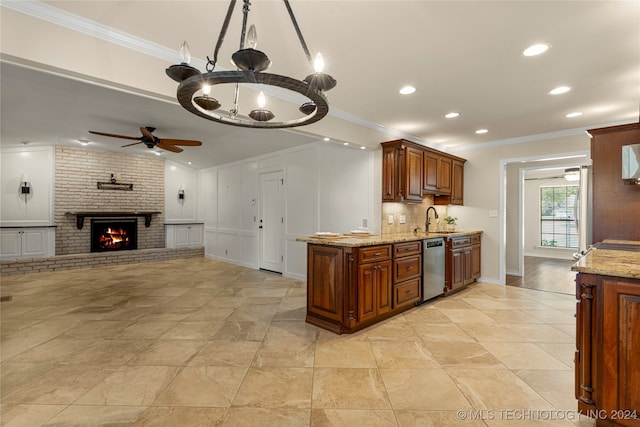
382,196,448,234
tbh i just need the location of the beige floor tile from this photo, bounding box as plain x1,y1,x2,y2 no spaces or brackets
132,407,227,427
403,307,452,324
379,368,472,411
0,362,57,398
159,321,224,340
75,365,179,406
310,409,397,426
480,342,570,370
485,417,578,426
430,298,476,310
152,366,247,407
253,321,316,368
233,367,313,409
189,340,260,367
482,309,546,324
211,320,271,341
65,339,152,366
126,339,206,366
365,318,422,342
314,340,376,368
60,320,132,338
4,338,95,364
446,368,554,410
459,323,574,343
395,410,487,427
534,343,575,369
370,341,440,369
550,324,576,337
0,404,66,427
223,408,310,426
414,323,475,343
462,297,538,310
3,365,118,404
426,341,505,369
42,405,147,427
118,319,178,339
438,308,496,323
312,368,391,410
514,370,578,410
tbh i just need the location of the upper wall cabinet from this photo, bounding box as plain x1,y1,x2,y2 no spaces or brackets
381,140,466,205
382,141,423,202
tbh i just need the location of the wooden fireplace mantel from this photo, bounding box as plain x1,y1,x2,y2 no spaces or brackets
66,212,162,229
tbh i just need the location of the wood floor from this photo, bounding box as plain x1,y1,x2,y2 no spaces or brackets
506,256,576,295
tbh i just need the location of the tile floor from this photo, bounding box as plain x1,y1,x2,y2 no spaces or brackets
1,257,596,426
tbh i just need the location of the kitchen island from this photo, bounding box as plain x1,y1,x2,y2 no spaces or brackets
297,231,482,334
572,241,640,426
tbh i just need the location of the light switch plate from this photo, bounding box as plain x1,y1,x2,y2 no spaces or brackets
399,215,406,224
388,214,394,224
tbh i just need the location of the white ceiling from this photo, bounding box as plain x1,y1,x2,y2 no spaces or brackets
1,1,639,169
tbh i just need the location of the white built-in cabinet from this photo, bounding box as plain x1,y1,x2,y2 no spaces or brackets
0,227,55,259
165,224,204,248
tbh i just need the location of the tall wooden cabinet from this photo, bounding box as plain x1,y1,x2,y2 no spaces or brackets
381,139,466,205
575,272,640,426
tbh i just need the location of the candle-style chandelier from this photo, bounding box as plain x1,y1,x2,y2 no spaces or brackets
166,0,336,129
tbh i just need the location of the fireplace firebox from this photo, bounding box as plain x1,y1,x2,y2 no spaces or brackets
90,218,137,252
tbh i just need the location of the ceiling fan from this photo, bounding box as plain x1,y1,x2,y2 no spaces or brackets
88,126,202,153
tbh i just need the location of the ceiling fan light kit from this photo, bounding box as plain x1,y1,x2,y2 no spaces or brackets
165,0,336,129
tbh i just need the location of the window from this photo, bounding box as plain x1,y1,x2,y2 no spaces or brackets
540,185,578,248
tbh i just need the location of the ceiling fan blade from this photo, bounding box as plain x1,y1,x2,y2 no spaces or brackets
121,141,144,148
89,130,140,141
156,143,183,153
158,138,202,146
140,127,156,141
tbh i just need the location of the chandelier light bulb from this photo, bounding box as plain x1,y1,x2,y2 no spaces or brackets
246,25,258,49
202,84,212,96
257,91,266,109
314,53,325,73
179,40,191,65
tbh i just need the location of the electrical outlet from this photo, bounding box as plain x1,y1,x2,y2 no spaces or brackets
489,210,498,217
388,214,394,224
399,215,406,224
362,219,368,228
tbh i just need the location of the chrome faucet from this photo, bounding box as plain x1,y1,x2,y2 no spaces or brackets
426,206,439,232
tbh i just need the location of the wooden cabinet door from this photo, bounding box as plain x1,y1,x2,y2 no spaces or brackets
357,263,377,323
438,157,452,194
423,152,439,192
405,147,423,201
451,159,464,205
462,248,473,285
451,249,464,290
602,278,640,424
471,243,481,279
575,273,599,413
376,261,392,315
307,245,344,323
382,145,397,201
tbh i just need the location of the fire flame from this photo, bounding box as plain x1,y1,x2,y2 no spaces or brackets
99,227,130,248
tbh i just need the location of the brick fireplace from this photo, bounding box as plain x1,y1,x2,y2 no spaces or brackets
54,147,165,255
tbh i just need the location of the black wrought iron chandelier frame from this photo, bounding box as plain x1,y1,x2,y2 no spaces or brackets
166,0,335,129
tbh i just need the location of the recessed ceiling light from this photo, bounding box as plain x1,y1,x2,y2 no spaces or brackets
360,146,366,150
77,139,90,146
343,142,349,146
445,112,460,119
154,151,162,156
475,129,488,134
549,86,571,95
188,161,192,165
566,112,583,118
399,86,416,95
523,43,550,56
323,137,330,141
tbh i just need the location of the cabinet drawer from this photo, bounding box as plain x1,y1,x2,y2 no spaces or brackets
358,245,391,263
394,278,421,307
393,241,422,258
471,234,481,244
394,255,421,282
451,236,471,248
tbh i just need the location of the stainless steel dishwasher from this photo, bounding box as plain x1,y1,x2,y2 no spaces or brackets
422,237,445,302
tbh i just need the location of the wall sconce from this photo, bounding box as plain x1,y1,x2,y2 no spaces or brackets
20,174,30,204
178,185,185,202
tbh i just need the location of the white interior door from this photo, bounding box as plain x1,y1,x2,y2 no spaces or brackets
259,171,284,273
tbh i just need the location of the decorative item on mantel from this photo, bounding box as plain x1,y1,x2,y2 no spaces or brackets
165,0,336,129
97,172,133,191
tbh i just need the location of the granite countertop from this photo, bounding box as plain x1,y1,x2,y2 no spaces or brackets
572,242,640,280
296,230,483,247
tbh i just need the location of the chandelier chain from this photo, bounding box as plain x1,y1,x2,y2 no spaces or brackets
239,0,251,50
283,0,312,64
208,0,238,72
